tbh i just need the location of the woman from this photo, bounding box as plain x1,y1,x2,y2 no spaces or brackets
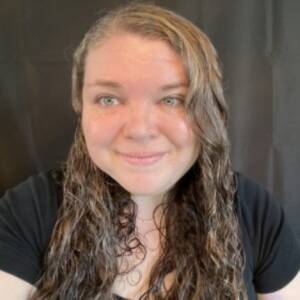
0,3,299,300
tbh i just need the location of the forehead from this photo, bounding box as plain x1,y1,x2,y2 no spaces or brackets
83,33,188,86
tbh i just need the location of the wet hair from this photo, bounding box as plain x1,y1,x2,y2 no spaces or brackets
32,2,246,299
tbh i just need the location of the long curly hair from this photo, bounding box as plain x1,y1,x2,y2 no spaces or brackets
31,3,246,299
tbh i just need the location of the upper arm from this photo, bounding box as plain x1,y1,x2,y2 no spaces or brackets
257,272,300,300
0,172,58,285
0,270,36,300
236,174,300,297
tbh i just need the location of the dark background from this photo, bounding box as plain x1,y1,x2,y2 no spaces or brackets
1,0,299,241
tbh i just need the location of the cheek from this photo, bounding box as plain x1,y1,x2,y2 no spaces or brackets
82,111,117,149
162,114,198,148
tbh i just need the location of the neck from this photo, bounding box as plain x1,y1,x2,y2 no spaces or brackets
131,194,165,224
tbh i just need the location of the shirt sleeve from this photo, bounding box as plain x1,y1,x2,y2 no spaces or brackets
237,173,300,294
0,171,58,284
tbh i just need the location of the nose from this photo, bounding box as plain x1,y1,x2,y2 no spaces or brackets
122,102,158,141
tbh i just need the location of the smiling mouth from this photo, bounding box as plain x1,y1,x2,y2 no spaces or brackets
119,152,166,166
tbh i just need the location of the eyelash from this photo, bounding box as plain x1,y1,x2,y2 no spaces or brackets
161,96,184,107
94,95,185,107
95,96,119,106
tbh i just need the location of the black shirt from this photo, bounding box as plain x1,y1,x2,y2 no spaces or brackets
0,170,299,299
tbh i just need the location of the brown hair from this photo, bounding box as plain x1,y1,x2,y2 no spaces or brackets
32,3,246,299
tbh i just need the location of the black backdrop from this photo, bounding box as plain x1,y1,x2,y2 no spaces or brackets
1,0,299,241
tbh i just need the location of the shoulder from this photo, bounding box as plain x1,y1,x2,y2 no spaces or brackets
0,169,61,235
234,172,300,294
234,172,279,241
235,172,273,211
0,169,62,284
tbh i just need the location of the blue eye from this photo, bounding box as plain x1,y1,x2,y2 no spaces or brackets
98,96,119,106
162,97,183,107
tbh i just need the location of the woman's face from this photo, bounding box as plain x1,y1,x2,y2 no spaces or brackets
82,33,199,199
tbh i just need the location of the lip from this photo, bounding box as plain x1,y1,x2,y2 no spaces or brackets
118,152,166,166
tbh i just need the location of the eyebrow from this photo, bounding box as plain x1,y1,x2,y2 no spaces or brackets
86,80,188,91
86,80,121,89
160,82,189,91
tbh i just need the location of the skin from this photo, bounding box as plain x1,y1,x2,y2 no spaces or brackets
0,271,36,299
81,33,200,220
81,33,202,298
257,272,300,300
0,32,299,300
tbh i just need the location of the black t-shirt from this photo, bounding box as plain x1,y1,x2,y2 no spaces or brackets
0,170,299,300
